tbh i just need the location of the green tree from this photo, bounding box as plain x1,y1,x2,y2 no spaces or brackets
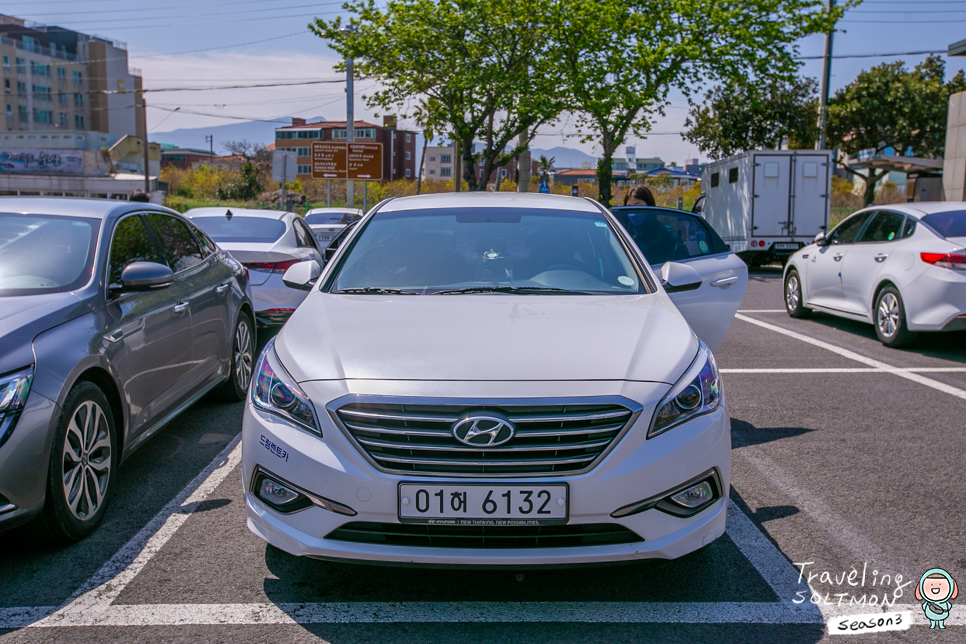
536,155,555,180
552,0,844,206
827,55,966,205
683,77,819,159
313,0,564,191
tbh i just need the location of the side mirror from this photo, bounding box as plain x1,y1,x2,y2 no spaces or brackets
111,261,174,293
660,261,702,294
814,231,828,246
282,260,321,291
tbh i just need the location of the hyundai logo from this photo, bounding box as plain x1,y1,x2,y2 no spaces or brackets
452,415,515,447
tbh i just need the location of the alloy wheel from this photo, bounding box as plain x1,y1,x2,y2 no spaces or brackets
877,292,899,338
234,319,254,391
62,400,112,521
785,275,800,312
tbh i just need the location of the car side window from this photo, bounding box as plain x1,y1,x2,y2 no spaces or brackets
617,209,726,265
108,215,165,286
901,217,917,239
828,212,872,245
293,219,313,248
187,221,217,257
146,214,206,273
858,211,905,243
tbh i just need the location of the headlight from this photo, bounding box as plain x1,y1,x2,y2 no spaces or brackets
0,366,33,449
252,338,320,435
648,343,720,438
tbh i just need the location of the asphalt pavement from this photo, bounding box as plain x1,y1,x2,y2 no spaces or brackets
2,268,965,643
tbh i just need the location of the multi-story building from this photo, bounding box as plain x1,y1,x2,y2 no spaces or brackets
421,143,538,186
0,14,140,139
274,116,417,181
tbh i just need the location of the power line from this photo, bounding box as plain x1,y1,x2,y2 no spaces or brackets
20,0,303,17
41,10,339,31
796,49,945,60
30,2,342,26
842,19,966,23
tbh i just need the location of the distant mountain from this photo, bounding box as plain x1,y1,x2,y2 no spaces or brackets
152,116,326,152
531,146,596,169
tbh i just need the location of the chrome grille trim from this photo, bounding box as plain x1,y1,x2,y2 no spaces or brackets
328,395,643,478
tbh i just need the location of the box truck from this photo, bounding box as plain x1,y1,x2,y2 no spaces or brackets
698,150,832,265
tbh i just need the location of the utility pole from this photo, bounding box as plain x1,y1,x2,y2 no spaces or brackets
138,88,150,196
817,0,835,150
453,138,461,192
205,134,214,168
342,25,355,209
517,128,531,192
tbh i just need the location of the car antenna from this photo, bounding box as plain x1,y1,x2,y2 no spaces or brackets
225,209,233,220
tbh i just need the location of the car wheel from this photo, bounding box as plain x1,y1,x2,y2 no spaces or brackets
874,286,915,348
784,269,811,319
39,381,117,541
217,313,255,401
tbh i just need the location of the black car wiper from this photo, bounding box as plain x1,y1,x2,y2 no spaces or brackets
331,287,419,295
432,286,595,295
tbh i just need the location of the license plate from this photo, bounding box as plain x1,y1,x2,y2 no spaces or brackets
316,234,335,243
774,243,799,250
398,483,569,526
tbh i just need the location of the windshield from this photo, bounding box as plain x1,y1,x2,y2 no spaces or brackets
191,216,286,243
306,212,361,225
922,211,966,238
0,214,99,296
329,207,646,295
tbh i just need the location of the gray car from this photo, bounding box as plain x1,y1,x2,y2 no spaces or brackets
0,198,255,541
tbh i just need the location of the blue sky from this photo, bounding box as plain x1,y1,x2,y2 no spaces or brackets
8,0,966,163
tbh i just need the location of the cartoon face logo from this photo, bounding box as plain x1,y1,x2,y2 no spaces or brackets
916,568,958,630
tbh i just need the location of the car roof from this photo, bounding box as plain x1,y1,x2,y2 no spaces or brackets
378,192,602,213
888,202,966,217
184,207,291,220
0,197,172,220
307,207,362,215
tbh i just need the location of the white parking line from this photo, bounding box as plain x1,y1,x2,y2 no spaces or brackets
738,310,786,313
734,314,966,402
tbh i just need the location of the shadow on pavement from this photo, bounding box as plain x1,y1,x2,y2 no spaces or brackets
731,418,813,448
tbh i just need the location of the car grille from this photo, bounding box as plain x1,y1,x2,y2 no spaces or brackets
325,522,642,549
333,402,636,477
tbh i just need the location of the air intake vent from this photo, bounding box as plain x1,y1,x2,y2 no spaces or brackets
326,522,642,549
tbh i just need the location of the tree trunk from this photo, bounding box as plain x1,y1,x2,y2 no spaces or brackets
597,141,617,206
416,129,429,195
460,134,479,191
862,170,885,205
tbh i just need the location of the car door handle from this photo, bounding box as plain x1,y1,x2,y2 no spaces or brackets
710,276,739,288
216,283,230,294
874,254,889,263
833,253,844,261
106,319,144,343
173,301,189,315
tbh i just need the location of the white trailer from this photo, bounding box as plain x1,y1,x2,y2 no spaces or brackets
699,150,832,265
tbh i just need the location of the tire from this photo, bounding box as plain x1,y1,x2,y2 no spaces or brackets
216,313,255,401
784,269,811,319
39,382,117,542
874,285,916,348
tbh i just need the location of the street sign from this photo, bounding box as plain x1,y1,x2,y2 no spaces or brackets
311,141,384,180
271,150,297,182
539,177,550,194
571,185,579,197
310,142,347,179
348,142,383,180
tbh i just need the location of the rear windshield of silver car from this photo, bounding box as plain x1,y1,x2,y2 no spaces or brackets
306,212,360,225
922,211,966,238
0,213,99,296
191,216,286,243
327,207,648,295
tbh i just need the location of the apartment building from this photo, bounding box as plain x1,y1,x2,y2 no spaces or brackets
274,116,417,181
0,14,140,139
421,143,539,186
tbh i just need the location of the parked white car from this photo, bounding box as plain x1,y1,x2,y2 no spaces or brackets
783,202,966,347
185,208,324,327
305,207,363,246
241,192,746,566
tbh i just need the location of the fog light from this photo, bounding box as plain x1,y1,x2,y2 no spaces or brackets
260,478,300,506
670,481,714,508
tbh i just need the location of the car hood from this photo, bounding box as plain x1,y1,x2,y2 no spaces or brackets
0,292,87,373
276,293,698,384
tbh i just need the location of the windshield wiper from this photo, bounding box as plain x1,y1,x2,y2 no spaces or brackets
331,287,419,295
432,286,595,295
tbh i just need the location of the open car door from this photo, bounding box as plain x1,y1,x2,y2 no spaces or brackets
612,206,747,352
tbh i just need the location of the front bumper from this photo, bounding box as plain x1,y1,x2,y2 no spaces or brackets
0,391,58,530
242,379,731,565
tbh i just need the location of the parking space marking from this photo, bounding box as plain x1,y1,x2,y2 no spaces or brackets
738,310,785,313
722,367,966,374
735,314,966,402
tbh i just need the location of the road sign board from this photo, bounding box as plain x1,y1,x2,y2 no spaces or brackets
271,150,297,182
539,177,550,194
311,141,384,180
347,143,383,180
311,142,347,179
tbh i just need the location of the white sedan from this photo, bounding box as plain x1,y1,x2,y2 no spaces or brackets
305,207,363,246
186,208,324,327
783,203,966,347
242,192,746,567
